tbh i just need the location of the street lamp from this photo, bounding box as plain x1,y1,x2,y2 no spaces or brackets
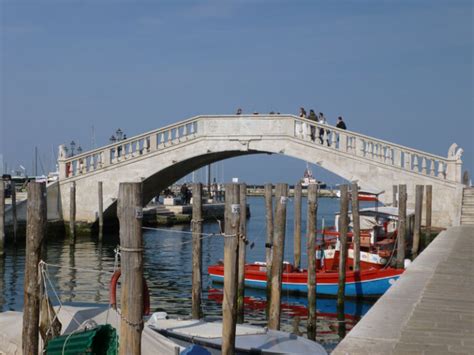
77,146,83,154
70,140,76,156
109,135,117,144
116,128,123,141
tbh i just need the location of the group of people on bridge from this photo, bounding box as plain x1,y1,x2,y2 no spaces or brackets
298,107,347,144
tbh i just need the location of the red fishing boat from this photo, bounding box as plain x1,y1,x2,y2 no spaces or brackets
208,261,403,298
321,206,414,270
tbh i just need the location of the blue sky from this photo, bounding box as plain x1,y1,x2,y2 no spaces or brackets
1,0,472,184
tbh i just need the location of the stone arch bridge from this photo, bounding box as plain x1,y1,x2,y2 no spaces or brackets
50,114,464,227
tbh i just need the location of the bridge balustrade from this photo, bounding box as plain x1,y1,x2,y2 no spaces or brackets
293,117,449,181
60,118,199,179
58,115,457,183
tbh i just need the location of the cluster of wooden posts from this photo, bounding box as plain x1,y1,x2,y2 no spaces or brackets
0,179,432,354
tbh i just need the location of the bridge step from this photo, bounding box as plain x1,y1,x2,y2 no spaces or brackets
461,188,474,226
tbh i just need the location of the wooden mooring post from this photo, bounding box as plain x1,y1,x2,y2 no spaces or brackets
0,181,5,256
412,185,424,258
306,183,318,340
237,183,247,323
264,183,273,307
293,182,302,270
192,183,203,319
392,185,398,207
69,182,76,244
11,184,17,244
222,183,240,355
22,182,47,355
337,185,349,316
425,185,432,239
396,184,407,269
268,183,288,330
117,182,144,355
98,181,104,241
351,182,361,272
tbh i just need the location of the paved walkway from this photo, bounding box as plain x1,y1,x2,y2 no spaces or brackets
333,226,474,355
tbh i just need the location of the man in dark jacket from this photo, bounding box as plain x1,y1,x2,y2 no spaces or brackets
336,116,347,130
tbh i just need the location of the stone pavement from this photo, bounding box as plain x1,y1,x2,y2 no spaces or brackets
333,226,474,355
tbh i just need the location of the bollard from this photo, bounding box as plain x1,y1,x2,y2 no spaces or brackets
22,182,47,355
191,183,203,319
117,183,144,354
222,183,240,355
397,185,407,269
264,183,273,309
306,184,318,340
412,185,424,258
98,181,104,240
237,183,247,323
293,182,302,269
268,183,288,330
69,182,76,244
336,185,349,316
351,182,361,272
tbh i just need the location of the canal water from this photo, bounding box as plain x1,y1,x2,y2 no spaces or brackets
0,196,376,352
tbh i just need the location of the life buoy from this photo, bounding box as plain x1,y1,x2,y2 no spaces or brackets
109,268,151,316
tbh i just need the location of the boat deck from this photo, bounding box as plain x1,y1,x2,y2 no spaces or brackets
333,225,474,354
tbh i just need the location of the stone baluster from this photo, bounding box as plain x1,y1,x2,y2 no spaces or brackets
437,161,445,179
404,152,411,170
168,130,173,144
421,157,427,175
133,140,139,156
413,155,419,172
356,138,364,156
374,144,379,160
159,132,165,146
102,150,109,167
149,134,157,151
430,159,436,176
145,137,151,152
394,148,402,167
88,156,94,172
331,130,337,147
183,124,188,139
370,142,375,159
323,129,329,147
339,132,347,152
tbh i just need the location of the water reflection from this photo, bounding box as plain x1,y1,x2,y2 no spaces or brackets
0,196,376,351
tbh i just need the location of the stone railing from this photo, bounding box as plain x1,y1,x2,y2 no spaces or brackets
58,117,199,179
293,116,462,182
58,114,462,183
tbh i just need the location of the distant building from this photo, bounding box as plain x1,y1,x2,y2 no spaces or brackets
0,154,4,175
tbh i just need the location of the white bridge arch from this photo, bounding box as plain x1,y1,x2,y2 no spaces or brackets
54,114,465,227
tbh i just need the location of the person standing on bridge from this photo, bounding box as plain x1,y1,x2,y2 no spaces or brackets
299,107,307,118
336,116,347,130
308,109,317,141
318,113,329,145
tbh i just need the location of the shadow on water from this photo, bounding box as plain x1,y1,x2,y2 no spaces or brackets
0,196,378,352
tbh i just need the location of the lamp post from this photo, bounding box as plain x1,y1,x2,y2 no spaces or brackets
70,141,76,157
110,135,117,144
77,146,83,155
116,128,123,141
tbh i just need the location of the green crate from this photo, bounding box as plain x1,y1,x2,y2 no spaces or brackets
45,324,118,355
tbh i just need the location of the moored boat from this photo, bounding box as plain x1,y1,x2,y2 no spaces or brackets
208,262,403,298
148,312,327,355
321,206,415,270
